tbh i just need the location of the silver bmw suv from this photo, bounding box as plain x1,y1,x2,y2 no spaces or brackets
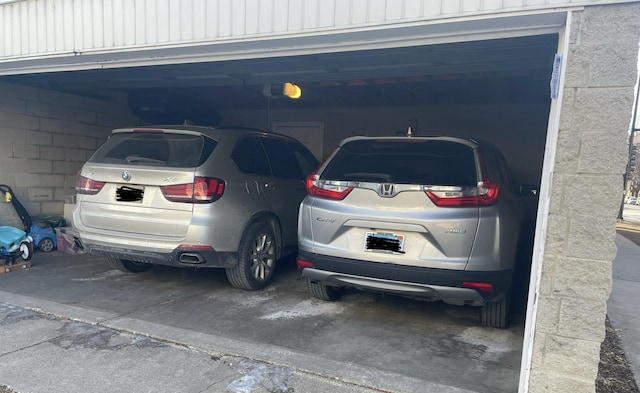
297,136,532,328
74,125,318,290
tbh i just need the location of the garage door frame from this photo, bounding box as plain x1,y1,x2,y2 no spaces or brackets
517,11,569,393
0,11,571,75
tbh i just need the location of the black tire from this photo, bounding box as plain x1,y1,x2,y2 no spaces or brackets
226,222,277,290
307,278,344,301
480,290,513,328
19,241,33,261
107,256,151,273
38,238,55,252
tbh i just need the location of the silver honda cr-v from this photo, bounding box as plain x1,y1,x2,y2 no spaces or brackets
297,135,533,327
74,125,318,290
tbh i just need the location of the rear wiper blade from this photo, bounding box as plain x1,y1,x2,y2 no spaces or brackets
125,155,166,165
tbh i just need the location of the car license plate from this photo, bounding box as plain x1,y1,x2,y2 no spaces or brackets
116,185,144,202
364,232,405,253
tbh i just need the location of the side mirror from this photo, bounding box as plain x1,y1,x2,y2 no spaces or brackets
519,184,539,198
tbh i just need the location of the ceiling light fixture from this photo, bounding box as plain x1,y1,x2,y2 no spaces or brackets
263,82,302,99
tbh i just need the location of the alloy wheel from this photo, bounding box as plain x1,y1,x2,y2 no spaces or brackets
250,233,275,282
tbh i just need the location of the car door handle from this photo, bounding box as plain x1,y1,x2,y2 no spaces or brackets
264,182,275,189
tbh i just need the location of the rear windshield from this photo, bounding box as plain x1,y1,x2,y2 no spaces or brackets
89,132,216,168
321,139,477,186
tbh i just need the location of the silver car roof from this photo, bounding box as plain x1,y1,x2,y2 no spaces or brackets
111,125,300,143
337,135,481,149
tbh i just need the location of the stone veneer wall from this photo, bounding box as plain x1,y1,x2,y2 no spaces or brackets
0,81,139,224
529,3,640,392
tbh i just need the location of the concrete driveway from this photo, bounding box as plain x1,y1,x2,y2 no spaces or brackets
0,250,524,392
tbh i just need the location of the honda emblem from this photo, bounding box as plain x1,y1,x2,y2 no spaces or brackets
380,183,394,197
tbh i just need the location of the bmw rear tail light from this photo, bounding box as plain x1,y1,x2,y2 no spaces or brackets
425,181,499,207
75,174,106,195
161,177,225,203
296,258,314,268
306,173,353,200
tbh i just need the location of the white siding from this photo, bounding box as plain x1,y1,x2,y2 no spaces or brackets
0,0,637,59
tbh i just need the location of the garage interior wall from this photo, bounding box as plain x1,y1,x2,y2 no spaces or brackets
526,4,640,392
223,102,551,186
0,81,138,224
0,80,550,223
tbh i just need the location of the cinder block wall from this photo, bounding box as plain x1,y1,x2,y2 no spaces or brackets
529,4,640,392
0,82,139,223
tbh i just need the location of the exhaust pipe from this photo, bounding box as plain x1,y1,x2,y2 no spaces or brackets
179,253,205,264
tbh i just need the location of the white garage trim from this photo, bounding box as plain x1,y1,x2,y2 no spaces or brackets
0,10,569,75
518,10,570,393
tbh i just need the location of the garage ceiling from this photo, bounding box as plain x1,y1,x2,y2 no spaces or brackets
0,34,558,117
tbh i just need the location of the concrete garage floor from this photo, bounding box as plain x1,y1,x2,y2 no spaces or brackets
0,251,524,393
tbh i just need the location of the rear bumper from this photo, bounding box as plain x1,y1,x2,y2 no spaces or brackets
84,243,237,268
297,250,512,305
74,223,239,268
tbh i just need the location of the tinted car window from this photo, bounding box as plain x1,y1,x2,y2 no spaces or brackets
261,137,303,180
89,132,211,167
232,136,271,176
321,139,477,186
480,144,516,193
290,142,319,178
495,150,516,193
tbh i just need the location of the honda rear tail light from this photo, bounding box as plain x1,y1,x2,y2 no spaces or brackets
161,177,225,203
462,281,494,293
425,180,499,207
426,149,499,207
306,173,353,200
75,174,106,195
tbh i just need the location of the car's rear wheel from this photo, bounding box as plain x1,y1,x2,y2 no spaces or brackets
226,222,276,290
307,279,344,301
480,289,513,328
38,238,55,252
107,256,152,273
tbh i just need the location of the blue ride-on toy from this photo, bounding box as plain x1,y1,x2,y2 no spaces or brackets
0,184,34,264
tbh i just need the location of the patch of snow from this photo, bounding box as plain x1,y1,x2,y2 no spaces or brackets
259,299,343,320
457,326,520,361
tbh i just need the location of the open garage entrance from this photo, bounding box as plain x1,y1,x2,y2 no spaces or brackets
3,32,559,312
0,27,564,393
